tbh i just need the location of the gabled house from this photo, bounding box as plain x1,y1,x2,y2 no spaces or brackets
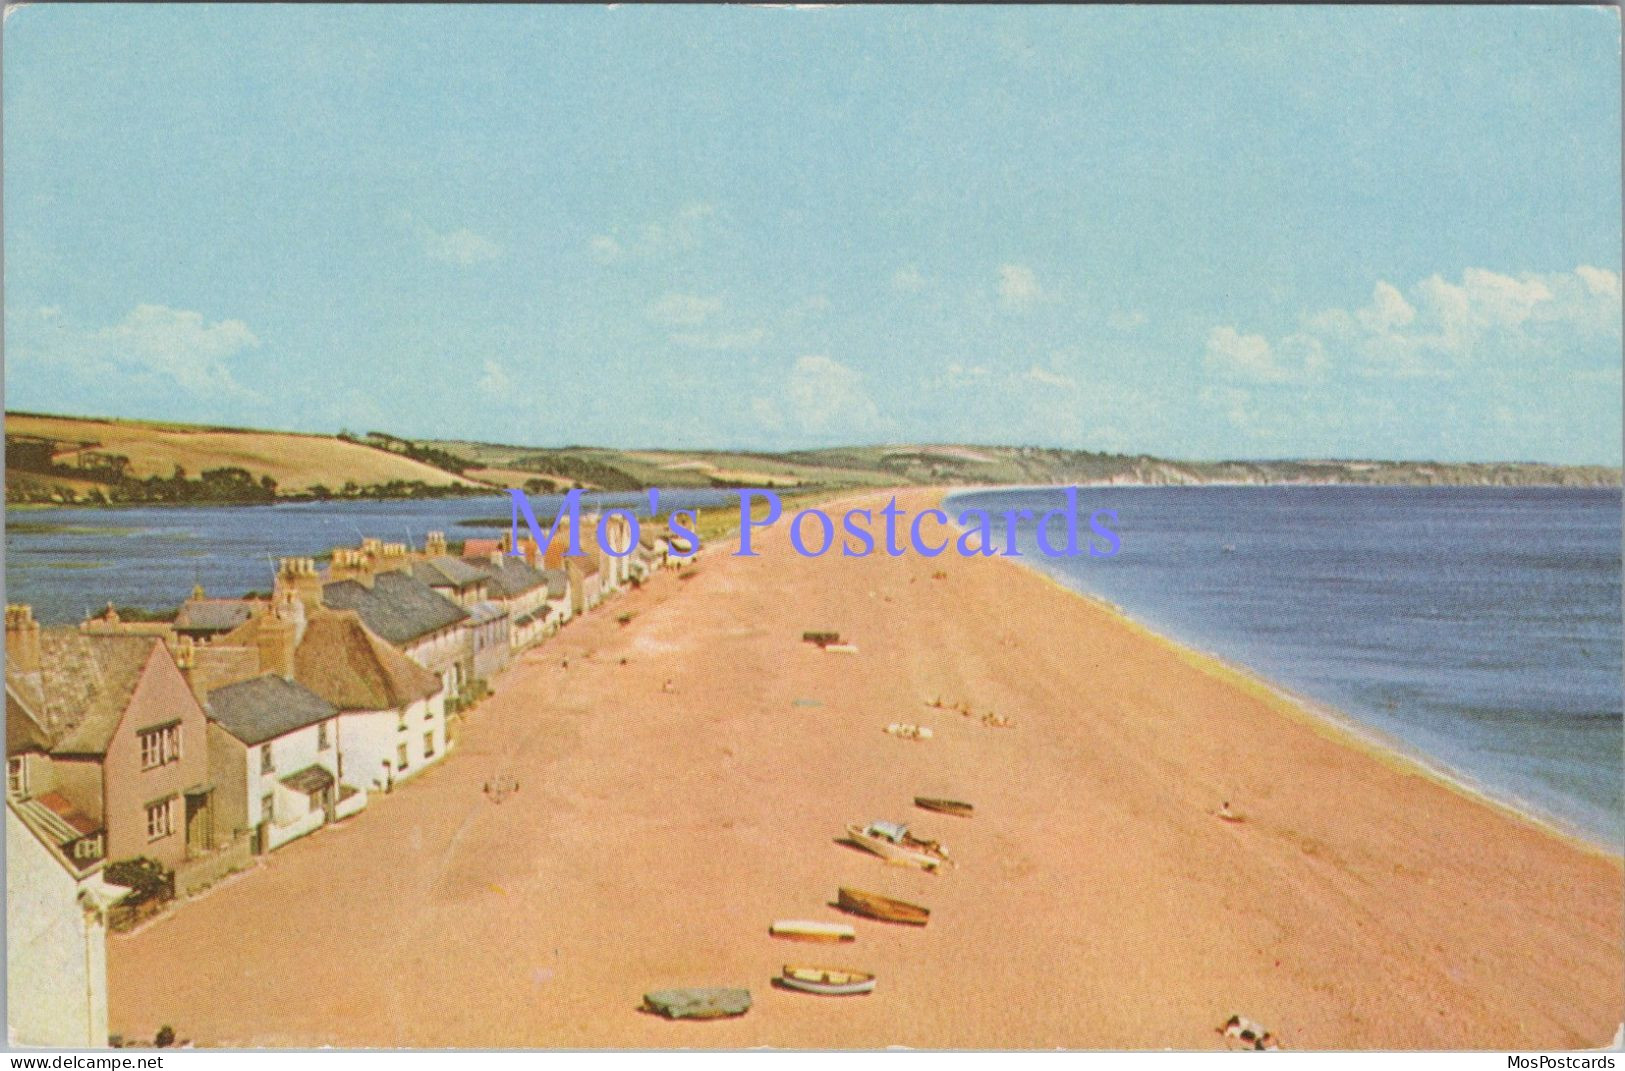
205,674,360,854
4,606,217,878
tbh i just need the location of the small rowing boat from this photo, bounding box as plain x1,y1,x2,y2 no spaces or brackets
844,822,948,870
779,965,876,996
769,920,856,943
836,887,929,926
914,797,973,818
641,987,751,1020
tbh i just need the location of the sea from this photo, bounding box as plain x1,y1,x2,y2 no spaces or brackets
6,485,1621,848
947,485,1623,848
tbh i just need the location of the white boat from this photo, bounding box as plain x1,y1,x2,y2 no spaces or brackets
780,965,876,996
769,920,856,943
844,822,948,870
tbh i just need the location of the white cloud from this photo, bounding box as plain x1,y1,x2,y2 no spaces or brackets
945,362,991,388
1576,265,1622,299
892,265,927,293
92,304,261,398
477,359,512,397
585,203,720,267
414,219,501,266
1303,266,1622,379
1024,364,1074,389
9,304,262,402
639,202,715,256
997,264,1042,310
1107,310,1148,332
1203,326,1326,385
646,293,723,328
786,355,882,437
670,327,768,351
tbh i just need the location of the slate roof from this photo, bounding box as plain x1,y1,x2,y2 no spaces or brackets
539,569,569,600
468,601,508,625
6,631,164,756
174,599,259,634
322,571,468,645
207,674,337,747
412,555,488,590
293,610,442,711
469,556,549,599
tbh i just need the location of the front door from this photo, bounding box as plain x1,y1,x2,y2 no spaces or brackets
184,791,213,856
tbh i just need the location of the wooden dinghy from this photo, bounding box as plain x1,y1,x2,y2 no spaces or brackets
914,797,973,818
836,887,929,926
641,987,751,1020
844,823,947,871
779,965,876,996
769,920,856,943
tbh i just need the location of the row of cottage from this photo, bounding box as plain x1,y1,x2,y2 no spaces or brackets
6,513,680,1047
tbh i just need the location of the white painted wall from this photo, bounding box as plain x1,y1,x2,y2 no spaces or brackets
243,719,340,834
335,694,447,793
6,808,108,1048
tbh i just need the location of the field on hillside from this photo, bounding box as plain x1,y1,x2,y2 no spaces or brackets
7,413,484,496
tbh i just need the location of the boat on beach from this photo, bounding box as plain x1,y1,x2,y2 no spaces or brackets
770,920,856,942
779,965,877,996
844,822,948,870
641,987,752,1020
914,796,974,818
836,887,930,926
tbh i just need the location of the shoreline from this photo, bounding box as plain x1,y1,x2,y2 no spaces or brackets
1013,560,1621,862
938,486,1622,859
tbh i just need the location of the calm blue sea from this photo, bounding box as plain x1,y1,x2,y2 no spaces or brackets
947,486,1624,848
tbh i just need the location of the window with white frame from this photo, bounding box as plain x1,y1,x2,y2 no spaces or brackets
139,723,182,770
7,757,27,799
146,797,177,840
318,720,331,750
260,744,274,775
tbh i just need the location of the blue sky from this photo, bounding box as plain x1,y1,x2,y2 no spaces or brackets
4,5,1621,462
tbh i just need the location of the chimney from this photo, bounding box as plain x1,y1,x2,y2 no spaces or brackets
255,610,298,680
425,531,448,558
276,557,325,609
327,548,374,588
173,634,197,695
6,605,42,676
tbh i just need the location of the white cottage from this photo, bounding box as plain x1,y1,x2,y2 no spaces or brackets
205,674,361,854
6,801,127,1047
292,610,447,793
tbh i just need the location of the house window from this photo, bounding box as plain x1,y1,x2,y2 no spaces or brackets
260,745,274,775
424,731,435,759
146,797,177,841
398,711,407,733
139,723,182,770
318,720,331,750
7,757,27,799
397,742,409,771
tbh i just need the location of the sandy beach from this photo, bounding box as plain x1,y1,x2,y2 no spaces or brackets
106,489,1623,1049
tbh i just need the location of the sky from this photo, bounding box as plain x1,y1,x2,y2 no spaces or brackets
4,5,1621,463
